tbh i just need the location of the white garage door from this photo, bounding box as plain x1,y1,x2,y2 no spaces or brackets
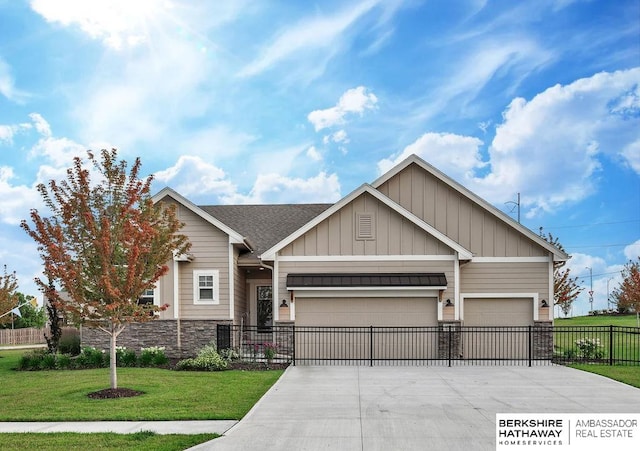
295,297,438,327
463,298,534,327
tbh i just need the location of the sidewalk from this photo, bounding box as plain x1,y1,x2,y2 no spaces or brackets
0,420,237,435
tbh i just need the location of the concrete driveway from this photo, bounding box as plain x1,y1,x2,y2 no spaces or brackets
192,365,640,451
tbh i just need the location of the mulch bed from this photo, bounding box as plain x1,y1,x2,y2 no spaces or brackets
88,388,145,399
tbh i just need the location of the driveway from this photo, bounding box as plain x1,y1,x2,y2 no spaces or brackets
192,365,640,451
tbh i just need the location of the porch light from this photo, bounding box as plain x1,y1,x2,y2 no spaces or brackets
541,299,549,308
280,299,288,308
444,299,453,307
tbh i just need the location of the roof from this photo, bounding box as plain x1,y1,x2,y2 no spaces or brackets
201,204,332,255
287,273,447,288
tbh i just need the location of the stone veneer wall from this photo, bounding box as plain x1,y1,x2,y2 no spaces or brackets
438,321,462,359
533,321,553,359
81,319,232,358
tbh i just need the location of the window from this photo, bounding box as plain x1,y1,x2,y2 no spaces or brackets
138,288,155,306
194,270,219,304
356,212,375,240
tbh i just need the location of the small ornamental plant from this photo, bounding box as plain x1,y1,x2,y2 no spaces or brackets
261,343,278,362
140,346,168,366
575,337,604,360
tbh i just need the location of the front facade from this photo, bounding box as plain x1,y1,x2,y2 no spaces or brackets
82,155,567,357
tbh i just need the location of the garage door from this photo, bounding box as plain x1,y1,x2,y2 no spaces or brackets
295,297,438,327
463,298,534,327
294,297,438,363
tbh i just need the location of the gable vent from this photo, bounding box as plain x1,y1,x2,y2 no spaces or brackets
356,212,375,240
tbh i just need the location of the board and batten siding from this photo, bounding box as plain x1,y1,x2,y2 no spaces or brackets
233,248,248,324
280,192,455,257
377,163,547,258
278,260,455,311
460,261,550,320
170,201,231,320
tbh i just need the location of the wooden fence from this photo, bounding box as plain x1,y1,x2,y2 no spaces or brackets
0,327,48,346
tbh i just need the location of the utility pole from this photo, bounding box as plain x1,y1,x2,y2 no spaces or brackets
606,277,614,311
585,267,593,313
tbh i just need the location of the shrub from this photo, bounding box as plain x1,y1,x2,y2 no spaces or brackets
575,337,605,360
19,350,45,370
58,328,81,356
176,343,227,371
56,353,72,369
41,353,57,370
140,346,168,367
76,347,107,368
219,348,240,362
116,346,138,367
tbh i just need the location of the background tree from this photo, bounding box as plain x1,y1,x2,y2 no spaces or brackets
22,149,190,390
541,233,583,317
0,265,19,328
44,281,63,354
14,293,47,329
611,257,640,327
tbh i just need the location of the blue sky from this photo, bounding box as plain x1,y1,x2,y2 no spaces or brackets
0,0,638,315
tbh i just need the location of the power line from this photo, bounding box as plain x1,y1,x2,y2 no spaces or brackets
541,219,640,230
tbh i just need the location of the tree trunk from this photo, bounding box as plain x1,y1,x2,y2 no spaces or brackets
110,323,118,389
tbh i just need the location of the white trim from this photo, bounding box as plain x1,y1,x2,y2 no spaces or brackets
273,258,279,322
173,259,179,319
153,187,246,245
371,155,569,262
248,279,272,327
471,256,551,263
261,184,472,261
277,255,456,262
293,289,442,298
548,256,554,321
193,270,220,305
229,241,235,320
454,255,460,321
459,292,539,322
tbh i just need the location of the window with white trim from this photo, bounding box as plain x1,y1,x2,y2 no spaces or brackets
194,270,219,304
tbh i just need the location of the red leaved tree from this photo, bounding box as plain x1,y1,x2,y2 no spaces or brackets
612,258,640,326
21,149,190,389
0,265,19,327
541,233,583,317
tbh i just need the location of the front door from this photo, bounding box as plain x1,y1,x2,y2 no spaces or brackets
257,285,273,331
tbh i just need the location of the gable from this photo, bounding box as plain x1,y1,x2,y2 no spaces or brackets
375,160,566,259
279,191,456,257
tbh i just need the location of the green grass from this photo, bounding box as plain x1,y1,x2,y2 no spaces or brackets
0,431,218,450
570,364,640,389
0,350,283,421
555,314,639,327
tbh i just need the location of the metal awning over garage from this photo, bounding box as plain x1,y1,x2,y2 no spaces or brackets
287,273,447,289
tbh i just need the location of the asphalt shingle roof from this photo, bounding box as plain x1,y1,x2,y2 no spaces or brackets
200,204,332,255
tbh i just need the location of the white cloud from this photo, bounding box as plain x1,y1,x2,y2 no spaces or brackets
239,0,379,77
154,155,238,200
229,172,341,204
624,239,640,261
306,146,322,162
30,0,176,50
620,139,640,173
0,58,28,102
28,113,52,137
308,86,378,131
0,166,41,225
378,132,485,182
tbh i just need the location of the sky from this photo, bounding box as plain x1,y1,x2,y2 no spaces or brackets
0,0,638,316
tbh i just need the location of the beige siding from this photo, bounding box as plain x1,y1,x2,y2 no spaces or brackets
157,258,175,320
163,201,232,320
280,192,455,257
279,260,455,310
377,163,548,258
463,298,533,326
233,248,248,325
460,262,549,298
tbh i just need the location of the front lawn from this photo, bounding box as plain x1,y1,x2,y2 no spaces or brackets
570,364,640,389
0,350,284,421
555,314,639,327
0,431,218,451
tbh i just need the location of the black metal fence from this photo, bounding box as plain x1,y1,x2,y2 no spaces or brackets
217,324,640,366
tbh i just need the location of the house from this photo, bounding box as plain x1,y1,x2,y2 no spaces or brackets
82,154,568,359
